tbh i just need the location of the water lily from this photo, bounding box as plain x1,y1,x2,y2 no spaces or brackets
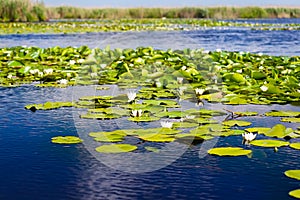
77,58,85,63
185,115,196,120
236,69,243,73
43,68,53,75
195,88,205,95
90,72,98,78
57,79,68,85
30,69,40,74
160,121,173,129
242,132,257,142
38,72,44,77
7,74,12,79
100,64,107,68
127,91,136,102
131,109,142,117
69,60,76,65
177,77,183,84
260,85,268,92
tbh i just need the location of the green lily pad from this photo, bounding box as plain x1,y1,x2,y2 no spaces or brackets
264,124,293,138
289,189,300,199
265,110,300,117
208,147,252,156
80,113,121,120
128,116,160,122
281,118,300,123
51,136,83,144
138,133,175,142
222,120,252,127
250,139,289,147
173,122,199,128
285,170,300,180
245,127,271,134
95,144,137,153
234,111,258,116
290,143,300,150
89,131,126,142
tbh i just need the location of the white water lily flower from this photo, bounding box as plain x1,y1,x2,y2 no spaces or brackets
216,48,222,52
258,52,263,56
259,66,264,70
297,90,300,93
127,91,136,102
43,68,53,75
69,60,76,65
203,50,210,54
131,109,142,117
100,64,107,69
57,79,68,85
236,69,243,73
30,69,40,74
260,85,268,92
185,115,195,120
160,121,173,129
77,58,85,64
181,66,187,71
242,132,257,142
7,74,13,79
177,77,184,84
195,88,205,95
90,72,98,78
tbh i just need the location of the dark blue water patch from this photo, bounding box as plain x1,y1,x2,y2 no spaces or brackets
224,18,300,24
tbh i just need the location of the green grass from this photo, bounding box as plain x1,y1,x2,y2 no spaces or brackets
1,0,300,22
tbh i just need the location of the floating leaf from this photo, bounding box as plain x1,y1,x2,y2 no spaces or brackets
263,124,293,138
290,143,300,150
285,170,300,181
128,116,160,122
250,139,289,147
208,147,252,156
245,127,271,134
96,144,137,153
234,111,258,116
289,189,300,199
51,136,83,144
281,118,300,123
265,110,300,117
222,120,252,127
138,133,175,142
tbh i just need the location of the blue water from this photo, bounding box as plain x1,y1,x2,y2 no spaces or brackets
1,19,300,199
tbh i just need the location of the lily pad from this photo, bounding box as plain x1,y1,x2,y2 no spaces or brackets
89,131,126,142
138,133,175,142
264,124,293,138
250,139,289,147
265,110,300,117
285,170,300,180
222,120,252,127
290,143,300,150
281,118,300,123
208,147,252,156
145,146,160,153
96,144,137,153
289,189,300,199
245,127,271,134
128,116,160,122
51,136,83,144
234,111,258,116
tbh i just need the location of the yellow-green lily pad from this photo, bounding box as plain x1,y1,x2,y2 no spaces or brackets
281,118,300,123
290,143,300,150
250,139,289,147
264,124,293,138
289,189,300,199
51,136,83,144
222,120,252,127
235,111,258,116
265,110,300,117
208,147,252,156
285,170,300,180
245,127,271,134
95,144,137,153
128,116,160,122
138,133,175,142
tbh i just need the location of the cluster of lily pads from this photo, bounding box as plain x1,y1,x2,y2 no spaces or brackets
0,19,299,34
3,46,299,105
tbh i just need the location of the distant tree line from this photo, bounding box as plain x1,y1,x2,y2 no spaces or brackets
1,0,300,22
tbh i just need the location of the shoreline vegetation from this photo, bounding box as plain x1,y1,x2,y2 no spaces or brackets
1,0,300,22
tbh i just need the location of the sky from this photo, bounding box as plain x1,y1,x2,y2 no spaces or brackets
43,0,300,8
